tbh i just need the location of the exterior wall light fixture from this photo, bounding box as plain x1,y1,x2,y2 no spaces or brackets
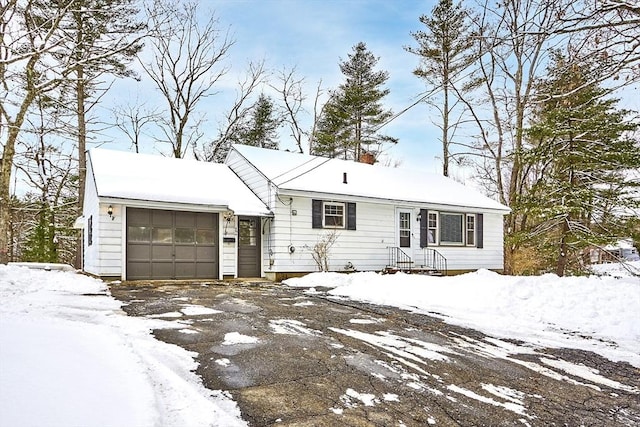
107,205,114,220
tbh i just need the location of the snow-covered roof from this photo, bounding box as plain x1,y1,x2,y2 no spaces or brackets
231,145,510,212
88,148,271,216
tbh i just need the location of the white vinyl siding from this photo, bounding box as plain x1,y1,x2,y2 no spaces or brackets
82,161,101,276
96,203,124,277
226,148,274,208
265,197,505,273
223,216,237,277
83,158,123,278
265,197,395,272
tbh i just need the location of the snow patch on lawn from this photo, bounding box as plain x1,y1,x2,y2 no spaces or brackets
0,264,245,427
285,269,640,367
540,358,639,394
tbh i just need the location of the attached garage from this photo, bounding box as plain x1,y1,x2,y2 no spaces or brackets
82,148,272,281
126,208,219,280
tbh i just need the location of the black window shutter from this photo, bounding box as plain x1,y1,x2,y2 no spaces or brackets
476,213,484,248
419,209,428,248
347,202,356,230
312,199,322,228
88,215,93,246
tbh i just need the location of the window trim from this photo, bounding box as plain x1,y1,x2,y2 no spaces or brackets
420,210,483,248
323,201,346,229
439,212,465,246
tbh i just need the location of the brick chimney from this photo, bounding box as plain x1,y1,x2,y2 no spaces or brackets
359,151,375,165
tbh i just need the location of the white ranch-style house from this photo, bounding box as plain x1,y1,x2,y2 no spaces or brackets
80,145,510,281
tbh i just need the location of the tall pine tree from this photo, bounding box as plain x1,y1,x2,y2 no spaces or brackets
313,42,396,161
522,52,640,276
406,0,475,176
239,94,281,149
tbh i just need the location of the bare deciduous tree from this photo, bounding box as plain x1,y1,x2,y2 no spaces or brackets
1,0,75,263
459,0,571,273
311,230,339,272
557,0,640,84
111,100,160,153
142,0,234,158
204,60,266,162
270,67,307,153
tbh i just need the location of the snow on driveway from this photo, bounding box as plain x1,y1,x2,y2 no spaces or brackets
0,265,245,427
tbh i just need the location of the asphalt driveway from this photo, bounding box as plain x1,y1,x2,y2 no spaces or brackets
110,280,640,426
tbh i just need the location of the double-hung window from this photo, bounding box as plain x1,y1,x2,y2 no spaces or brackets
323,202,345,228
312,199,356,230
466,214,476,246
427,212,438,244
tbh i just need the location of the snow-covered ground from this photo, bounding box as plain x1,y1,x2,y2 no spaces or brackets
1,262,638,426
0,264,246,427
285,262,640,368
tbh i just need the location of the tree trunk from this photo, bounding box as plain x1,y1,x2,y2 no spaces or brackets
442,66,450,177
75,55,87,269
0,57,38,263
0,135,17,264
556,218,570,277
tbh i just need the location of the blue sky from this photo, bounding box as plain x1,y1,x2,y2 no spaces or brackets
88,0,640,177
100,0,444,171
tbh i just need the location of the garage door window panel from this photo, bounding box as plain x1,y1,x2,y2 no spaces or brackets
128,226,151,242
175,228,195,244
152,228,173,243
196,229,215,245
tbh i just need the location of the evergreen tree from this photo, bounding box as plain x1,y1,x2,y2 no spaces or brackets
313,42,397,161
406,0,475,176
22,203,59,263
240,94,281,149
522,52,640,276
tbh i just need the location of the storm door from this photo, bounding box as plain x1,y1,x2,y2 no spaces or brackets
398,210,411,248
237,216,261,277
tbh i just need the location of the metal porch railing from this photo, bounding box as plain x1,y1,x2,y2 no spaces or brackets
421,248,448,276
387,246,414,271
